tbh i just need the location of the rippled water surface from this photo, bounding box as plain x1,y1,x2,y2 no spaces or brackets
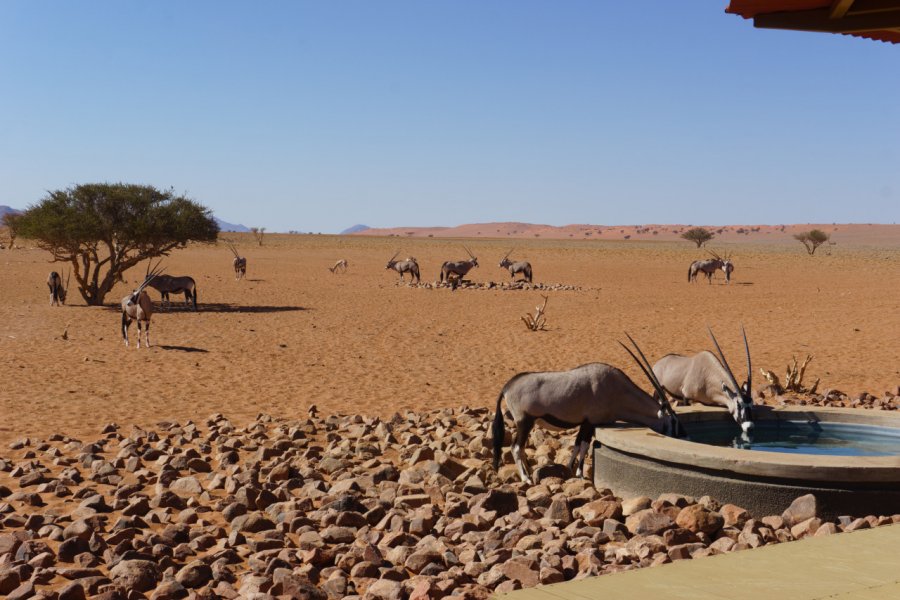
686,421,900,457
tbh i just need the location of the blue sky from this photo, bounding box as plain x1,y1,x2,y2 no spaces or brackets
1,2,897,232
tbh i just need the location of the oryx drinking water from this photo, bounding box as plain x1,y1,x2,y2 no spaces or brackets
47,270,70,306
440,246,478,284
688,251,733,284
498,249,533,283
385,251,420,283
492,334,684,484
652,326,754,432
226,243,247,280
147,274,198,310
121,262,165,348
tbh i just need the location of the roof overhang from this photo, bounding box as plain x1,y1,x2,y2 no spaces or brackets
726,0,900,43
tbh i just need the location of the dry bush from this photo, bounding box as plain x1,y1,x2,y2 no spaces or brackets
522,295,549,331
760,354,819,394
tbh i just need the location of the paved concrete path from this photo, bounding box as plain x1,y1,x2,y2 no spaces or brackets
499,524,900,599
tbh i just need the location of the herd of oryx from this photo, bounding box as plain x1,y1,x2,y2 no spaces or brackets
43,237,751,483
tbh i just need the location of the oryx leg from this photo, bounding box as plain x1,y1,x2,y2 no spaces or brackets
144,320,151,347
512,415,535,484
122,314,131,347
573,422,594,478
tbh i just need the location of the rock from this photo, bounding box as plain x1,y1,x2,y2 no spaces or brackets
231,512,276,533
0,570,21,595
109,559,159,592
175,559,212,588
533,463,572,481
7,581,35,600
57,581,87,600
622,496,652,516
574,500,622,525
472,489,518,517
499,557,540,588
720,504,750,528
625,509,675,536
790,517,822,539
170,476,203,497
545,497,572,523
321,526,356,544
364,578,404,600
782,494,818,527
405,550,442,573
676,505,724,535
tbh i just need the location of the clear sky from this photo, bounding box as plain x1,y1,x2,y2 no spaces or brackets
1,2,897,233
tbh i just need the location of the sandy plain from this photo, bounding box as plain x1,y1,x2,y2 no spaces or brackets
0,225,898,448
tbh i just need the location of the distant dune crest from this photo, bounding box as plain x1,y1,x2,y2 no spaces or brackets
349,221,898,245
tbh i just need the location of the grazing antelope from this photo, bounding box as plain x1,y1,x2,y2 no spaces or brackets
440,246,478,284
329,259,349,274
498,249,533,283
147,274,198,310
492,334,684,484
47,270,70,306
121,262,165,348
226,243,247,280
688,251,733,284
653,326,755,433
385,251,420,283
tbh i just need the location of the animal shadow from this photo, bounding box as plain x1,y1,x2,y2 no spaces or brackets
159,345,209,353
198,303,308,314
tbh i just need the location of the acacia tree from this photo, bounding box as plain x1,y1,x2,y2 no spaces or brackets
1,212,18,249
793,229,830,255
11,183,219,305
251,226,266,246
680,227,715,248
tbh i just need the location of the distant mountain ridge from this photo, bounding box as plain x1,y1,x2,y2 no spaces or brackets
214,217,250,233
340,224,370,234
0,205,21,220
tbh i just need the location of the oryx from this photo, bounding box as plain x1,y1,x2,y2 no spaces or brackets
121,262,165,348
385,251,420,283
47,270,70,306
689,251,733,284
329,259,349,274
498,249,533,283
440,246,478,284
226,243,247,280
147,274,198,310
652,326,754,432
492,334,684,484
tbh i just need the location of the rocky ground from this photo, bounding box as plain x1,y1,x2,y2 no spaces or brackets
1,395,899,600
394,280,584,291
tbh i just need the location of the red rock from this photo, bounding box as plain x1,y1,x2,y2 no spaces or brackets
719,504,750,528
625,509,675,536
676,505,724,535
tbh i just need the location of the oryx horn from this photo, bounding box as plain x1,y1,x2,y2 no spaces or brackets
619,333,676,415
463,245,475,259
742,323,751,392
707,326,742,396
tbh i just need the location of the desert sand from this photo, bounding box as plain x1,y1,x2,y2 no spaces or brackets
1,227,898,447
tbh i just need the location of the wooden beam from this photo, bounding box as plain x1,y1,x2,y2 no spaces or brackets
848,0,900,15
831,0,855,19
755,6,900,32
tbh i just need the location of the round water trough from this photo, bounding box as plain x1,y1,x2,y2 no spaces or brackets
593,406,900,519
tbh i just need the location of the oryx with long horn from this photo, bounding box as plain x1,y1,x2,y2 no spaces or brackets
47,270,71,306
652,326,754,432
147,274,198,310
385,251,420,283
226,242,247,280
688,250,732,284
329,259,349,274
498,249,533,283
121,262,165,348
492,334,684,484
440,246,478,284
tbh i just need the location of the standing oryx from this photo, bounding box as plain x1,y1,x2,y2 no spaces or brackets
121,262,165,348
688,251,733,284
47,270,70,306
329,259,349,274
492,334,684,484
385,251,420,283
440,246,478,284
652,326,754,432
226,243,247,280
147,274,198,310
498,249,533,283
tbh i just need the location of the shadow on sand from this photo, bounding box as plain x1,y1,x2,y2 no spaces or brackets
159,345,209,353
197,303,308,314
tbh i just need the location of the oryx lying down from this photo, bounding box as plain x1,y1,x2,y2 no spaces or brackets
121,263,164,348
440,246,478,283
653,326,754,432
147,274,198,310
498,249,533,283
492,335,684,483
48,270,70,306
385,251,420,283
